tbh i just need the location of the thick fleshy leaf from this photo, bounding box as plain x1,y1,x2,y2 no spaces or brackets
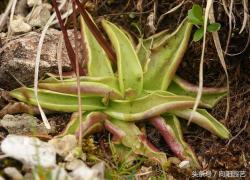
149,115,200,168
143,19,193,90
10,87,105,112
80,15,114,77
136,29,169,72
109,143,137,164
104,92,196,121
38,79,123,100
102,20,143,99
108,119,168,166
40,74,118,84
172,109,230,139
57,112,107,138
168,76,227,108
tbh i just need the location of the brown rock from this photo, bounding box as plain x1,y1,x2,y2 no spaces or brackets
0,28,84,90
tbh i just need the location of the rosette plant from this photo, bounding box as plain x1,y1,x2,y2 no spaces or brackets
4,2,230,168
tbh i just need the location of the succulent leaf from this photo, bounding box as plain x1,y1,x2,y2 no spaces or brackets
105,92,196,121
150,115,200,168
10,87,105,112
172,109,230,139
38,79,123,99
137,29,169,72
80,15,114,77
108,119,168,166
168,76,227,108
143,19,193,90
102,20,143,99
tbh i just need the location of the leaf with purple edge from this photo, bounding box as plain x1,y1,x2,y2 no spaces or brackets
143,19,193,90
172,109,230,139
149,115,200,168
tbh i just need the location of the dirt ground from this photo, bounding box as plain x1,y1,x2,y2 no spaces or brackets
0,0,249,179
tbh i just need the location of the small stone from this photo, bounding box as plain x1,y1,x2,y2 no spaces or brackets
178,160,190,169
0,33,6,38
0,29,82,90
26,4,51,27
49,135,77,157
10,16,32,33
66,159,85,171
1,135,56,168
80,153,87,161
42,3,53,11
70,162,105,180
3,167,23,180
0,114,52,135
27,0,42,7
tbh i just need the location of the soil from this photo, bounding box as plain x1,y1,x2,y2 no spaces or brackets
0,0,249,179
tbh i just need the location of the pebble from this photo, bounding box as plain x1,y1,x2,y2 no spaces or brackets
0,114,51,135
49,135,78,157
70,162,105,180
3,167,23,180
26,4,51,27
66,159,85,171
178,160,190,169
1,135,56,168
10,16,32,33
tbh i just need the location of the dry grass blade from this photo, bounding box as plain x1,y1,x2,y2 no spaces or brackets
57,34,64,81
72,0,83,147
52,0,84,75
156,1,184,29
239,0,248,34
34,0,68,129
0,0,14,31
221,0,236,25
7,0,17,36
75,0,116,63
226,0,250,56
224,0,234,55
209,4,230,120
225,0,250,56
189,0,214,125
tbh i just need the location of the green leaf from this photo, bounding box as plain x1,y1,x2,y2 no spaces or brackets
150,115,200,168
56,112,106,137
207,23,221,32
136,29,169,72
192,4,203,19
172,109,230,139
109,119,168,166
193,28,204,42
38,77,123,100
143,19,193,90
10,87,106,112
167,76,227,108
187,4,203,25
80,15,114,77
105,92,196,121
102,20,143,99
